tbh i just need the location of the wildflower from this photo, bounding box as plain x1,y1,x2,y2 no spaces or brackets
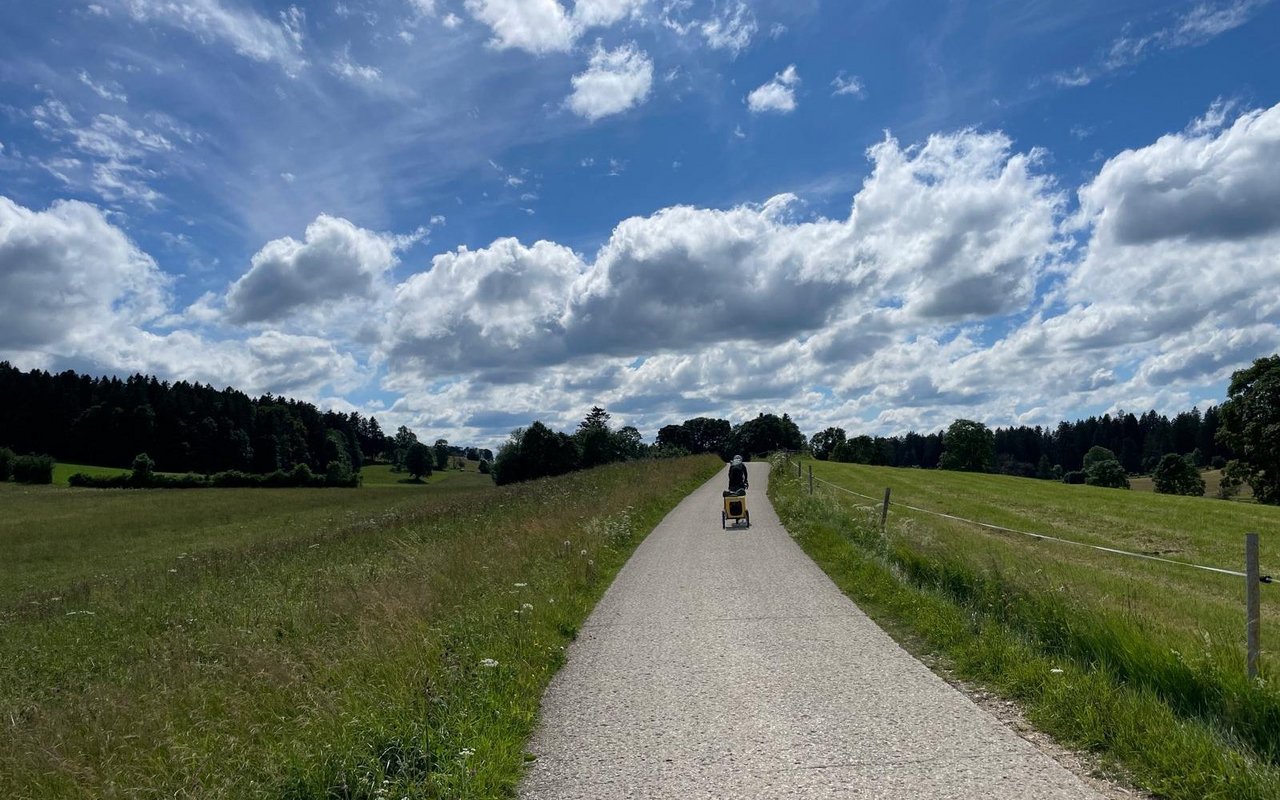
522,603,533,611
458,748,475,757
580,549,588,556
479,658,498,668
1049,668,1064,674
514,582,527,587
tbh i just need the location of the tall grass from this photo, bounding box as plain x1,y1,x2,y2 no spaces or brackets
771,455,1280,799
1,455,722,799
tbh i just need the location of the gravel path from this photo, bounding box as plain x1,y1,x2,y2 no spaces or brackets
519,461,1106,799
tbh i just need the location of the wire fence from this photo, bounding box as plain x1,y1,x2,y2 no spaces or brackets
782,455,1273,677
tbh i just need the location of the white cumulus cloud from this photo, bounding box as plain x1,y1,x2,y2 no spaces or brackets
226,214,404,324
566,42,654,121
747,64,800,114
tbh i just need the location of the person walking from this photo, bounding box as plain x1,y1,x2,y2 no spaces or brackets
727,455,749,495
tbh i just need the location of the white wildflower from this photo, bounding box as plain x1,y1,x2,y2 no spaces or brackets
479,658,498,668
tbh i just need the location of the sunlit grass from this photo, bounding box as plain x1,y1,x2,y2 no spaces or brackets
774,457,1280,799
1,455,722,798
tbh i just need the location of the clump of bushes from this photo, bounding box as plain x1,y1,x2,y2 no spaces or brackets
0,447,14,481
68,453,359,489
10,453,55,485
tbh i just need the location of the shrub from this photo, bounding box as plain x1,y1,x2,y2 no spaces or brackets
131,453,156,486
1210,455,1227,470
0,446,14,481
477,459,491,474
1084,459,1130,489
1063,470,1087,485
210,470,258,488
68,472,130,488
11,454,55,484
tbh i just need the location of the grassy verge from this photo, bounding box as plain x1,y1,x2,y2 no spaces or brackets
771,456,1280,799
1,455,722,799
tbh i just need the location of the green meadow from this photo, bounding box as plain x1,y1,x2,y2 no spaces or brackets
1,455,722,799
775,457,1280,799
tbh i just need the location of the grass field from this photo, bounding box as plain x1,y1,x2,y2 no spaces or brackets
774,457,1280,799
1,455,722,798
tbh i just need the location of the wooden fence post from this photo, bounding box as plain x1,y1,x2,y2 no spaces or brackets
1247,532,1261,680
808,465,813,495
881,487,891,532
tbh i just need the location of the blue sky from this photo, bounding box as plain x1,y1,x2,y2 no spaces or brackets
2,0,1279,447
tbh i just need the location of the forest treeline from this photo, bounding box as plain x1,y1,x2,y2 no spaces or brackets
807,406,1234,477
492,409,806,485
0,362,489,476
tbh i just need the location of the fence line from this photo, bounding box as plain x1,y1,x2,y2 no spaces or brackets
804,470,1254,580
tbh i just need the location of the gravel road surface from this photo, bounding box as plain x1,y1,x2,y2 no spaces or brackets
519,461,1105,799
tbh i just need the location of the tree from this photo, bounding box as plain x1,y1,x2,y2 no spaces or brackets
1083,446,1119,472
810,427,846,461
324,430,354,484
1085,458,1129,489
1217,354,1280,505
1152,453,1205,496
392,425,419,472
938,419,994,472
614,426,645,461
727,413,805,458
433,439,450,471
492,422,580,486
405,442,433,481
575,407,617,468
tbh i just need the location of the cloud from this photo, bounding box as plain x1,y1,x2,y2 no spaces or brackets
566,42,654,121
387,238,586,373
461,0,644,54
225,214,404,324
1049,101,1280,361
332,48,382,83
78,70,128,103
462,0,579,53
383,127,1062,381
0,195,169,355
1051,0,1267,88
120,0,308,75
699,0,757,54
571,0,644,28
831,71,865,98
1075,103,1280,247
29,100,182,205
747,64,800,114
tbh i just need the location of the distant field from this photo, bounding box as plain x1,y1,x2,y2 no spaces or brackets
360,461,489,486
776,458,1280,798
0,455,723,798
0,471,492,603
1129,467,1253,499
51,461,135,485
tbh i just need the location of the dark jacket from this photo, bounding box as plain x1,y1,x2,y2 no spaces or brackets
728,462,748,492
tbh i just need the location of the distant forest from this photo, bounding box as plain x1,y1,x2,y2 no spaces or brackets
0,362,489,475
806,407,1233,476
